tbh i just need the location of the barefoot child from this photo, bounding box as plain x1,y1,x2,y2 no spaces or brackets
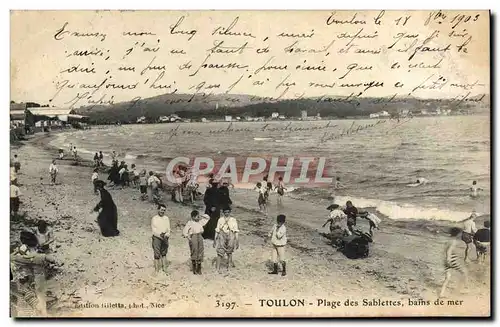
255,182,267,216
439,227,468,298
10,179,21,217
268,214,288,276
214,208,239,273
49,160,58,185
275,177,286,206
92,168,99,194
182,211,209,275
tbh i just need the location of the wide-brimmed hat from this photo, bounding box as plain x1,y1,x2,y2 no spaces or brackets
94,180,107,188
327,204,339,211
201,214,210,219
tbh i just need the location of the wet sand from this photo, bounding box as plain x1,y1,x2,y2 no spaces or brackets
10,133,491,317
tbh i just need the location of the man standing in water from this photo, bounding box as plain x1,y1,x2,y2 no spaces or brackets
151,204,170,275
470,180,483,198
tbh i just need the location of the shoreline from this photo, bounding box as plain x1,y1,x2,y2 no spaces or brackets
9,133,491,317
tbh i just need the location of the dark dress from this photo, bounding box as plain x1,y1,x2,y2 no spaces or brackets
107,165,120,185
94,188,120,237
218,186,232,211
202,187,221,240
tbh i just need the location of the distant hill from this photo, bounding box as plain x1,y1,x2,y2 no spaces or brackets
76,92,490,124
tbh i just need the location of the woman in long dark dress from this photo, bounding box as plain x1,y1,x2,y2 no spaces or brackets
93,180,120,237
107,161,120,186
202,181,221,240
218,181,232,211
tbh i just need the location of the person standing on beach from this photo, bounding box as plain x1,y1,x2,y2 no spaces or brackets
93,153,99,167
474,221,490,264
111,150,117,162
10,179,21,217
462,212,478,262
268,214,288,276
49,160,58,185
92,168,99,194
72,147,78,160
98,151,104,166
139,170,148,200
58,149,64,160
13,154,21,173
202,180,221,240
92,180,120,237
147,171,161,203
275,177,286,206
151,204,170,275
131,164,139,188
255,182,268,216
214,208,239,273
439,227,468,298
182,211,209,275
344,201,358,232
219,181,232,211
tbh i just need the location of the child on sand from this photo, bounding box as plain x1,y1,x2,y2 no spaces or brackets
474,221,491,264
92,169,99,194
10,179,21,217
34,220,55,253
265,181,273,204
268,214,288,276
49,160,58,185
462,212,478,262
182,211,209,275
139,170,148,201
13,154,21,173
255,182,267,216
214,208,239,273
439,227,468,298
151,204,170,275
275,177,286,206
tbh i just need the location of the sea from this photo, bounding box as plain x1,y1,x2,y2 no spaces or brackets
50,115,490,223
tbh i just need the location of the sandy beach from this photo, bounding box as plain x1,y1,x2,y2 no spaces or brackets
10,133,491,318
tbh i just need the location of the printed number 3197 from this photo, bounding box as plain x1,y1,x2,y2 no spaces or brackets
215,300,237,310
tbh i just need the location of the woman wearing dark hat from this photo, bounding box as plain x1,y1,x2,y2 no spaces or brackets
92,180,120,237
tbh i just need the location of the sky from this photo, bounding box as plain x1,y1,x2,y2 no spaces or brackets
11,10,490,107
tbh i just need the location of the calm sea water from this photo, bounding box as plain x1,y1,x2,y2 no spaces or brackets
51,115,490,222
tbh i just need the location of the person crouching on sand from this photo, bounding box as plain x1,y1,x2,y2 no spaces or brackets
214,208,239,273
151,204,170,275
439,227,469,298
49,160,58,185
268,214,287,276
183,211,209,275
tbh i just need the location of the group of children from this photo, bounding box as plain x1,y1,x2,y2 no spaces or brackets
148,202,288,276
255,176,287,215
